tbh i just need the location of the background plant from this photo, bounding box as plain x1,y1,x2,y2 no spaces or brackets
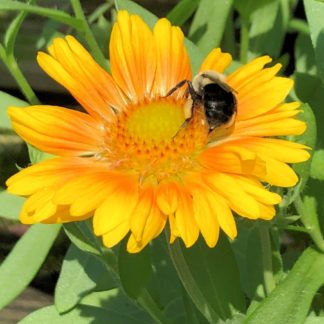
0,0,324,323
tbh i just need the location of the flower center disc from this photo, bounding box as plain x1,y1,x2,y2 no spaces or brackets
126,100,185,142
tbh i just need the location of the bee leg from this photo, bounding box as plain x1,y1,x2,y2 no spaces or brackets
165,79,190,97
186,81,200,101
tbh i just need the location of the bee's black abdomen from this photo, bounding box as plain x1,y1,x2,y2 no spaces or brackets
203,83,236,129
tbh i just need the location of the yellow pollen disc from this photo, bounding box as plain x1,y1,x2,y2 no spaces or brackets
126,101,185,142
103,98,209,182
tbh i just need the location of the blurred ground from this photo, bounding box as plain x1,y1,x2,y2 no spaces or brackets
0,287,52,323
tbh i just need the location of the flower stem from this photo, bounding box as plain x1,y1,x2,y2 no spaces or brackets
294,194,324,253
239,17,249,64
71,0,108,70
137,289,170,324
0,49,40,105
258,223,276,296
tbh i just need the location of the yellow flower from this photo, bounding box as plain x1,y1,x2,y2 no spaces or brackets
6,11,309,253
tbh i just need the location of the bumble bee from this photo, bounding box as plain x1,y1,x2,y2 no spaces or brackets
166,70,237,132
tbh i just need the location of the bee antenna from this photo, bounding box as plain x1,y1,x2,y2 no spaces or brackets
165,79,190,97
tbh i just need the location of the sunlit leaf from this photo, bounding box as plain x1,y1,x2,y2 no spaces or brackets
167,0,200,26
55,243,116,313
0,191,24,220
311,149,324,180
189,0,233,56
295,33,317,75
21,289,151,323
0,224,61,309
234,0,277,21
246,247,324,324
249,0,290,59
304,0,324,83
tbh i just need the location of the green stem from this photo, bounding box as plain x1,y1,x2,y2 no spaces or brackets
2,53,40,105
71,0,108,70
258,224,276,296
294,195,324,253
137,289,170,324
239,17,249,64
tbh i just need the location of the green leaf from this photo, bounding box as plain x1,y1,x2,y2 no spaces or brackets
231,224,265,299
311,149,324,180
0,191,24,220
249,0,290,59
0,224,61,309
295,33,317,75
167,0,200,26
304,0,324,83
169,235,245,323
188,0,233,56
0,1,82,30
36,20,64,50
0,90,28,131
291,103,317,190
63,221,102,256
27,144,54,164
246,247,324,324
55,243,115,313
21,305,112,324
117,0,203,74
4,0,37,55
91,14,112,54
118,242,153,299
305,315,324,324
147,236,185,317
234,0,277,21
21,289,151,323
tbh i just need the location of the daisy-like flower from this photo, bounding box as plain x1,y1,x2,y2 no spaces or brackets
7,11,309,253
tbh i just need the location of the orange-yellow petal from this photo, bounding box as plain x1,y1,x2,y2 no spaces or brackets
20,185,91,225
38,36,125,120
236,77,294,120
258,155,299,187
110,11,156,103
175,189,199,247
234,102,306,137
6,157,94,196
234,137,310,163
156,181,179,215
227,55,272,89
231,175,282,205
200,145,266,178
152,18,191,98
129,186,155,242
93,177,139,237
8,106,104,156
190,184,220,247
127,203,166,253
204,172,261,220
199,48,232,74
